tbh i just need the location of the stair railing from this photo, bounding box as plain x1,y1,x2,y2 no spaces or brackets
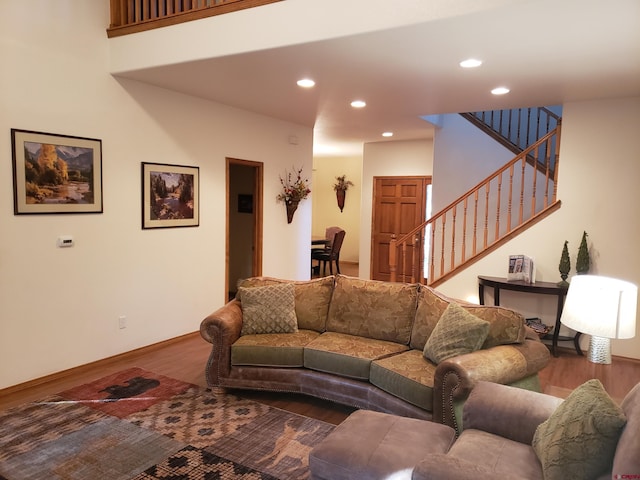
389,123,561,287
460,107,561,175
108,0,282,37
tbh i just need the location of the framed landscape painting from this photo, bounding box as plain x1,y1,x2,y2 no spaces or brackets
11,129,103,214
142,162,199,229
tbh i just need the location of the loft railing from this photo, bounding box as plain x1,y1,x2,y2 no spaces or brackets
461,106,560,155
389,122,562,287
108,0,282,37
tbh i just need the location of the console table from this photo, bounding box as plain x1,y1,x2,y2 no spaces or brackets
478,275,582,357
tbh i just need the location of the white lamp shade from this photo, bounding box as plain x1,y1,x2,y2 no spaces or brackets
560,275,637,339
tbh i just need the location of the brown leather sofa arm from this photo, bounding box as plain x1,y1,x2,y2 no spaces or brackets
462,381,562,444
199,299,243,386
433,338,550,431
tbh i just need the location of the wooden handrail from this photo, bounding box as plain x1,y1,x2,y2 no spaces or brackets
108,0,283,38
389,123,561,286
460,107,561,163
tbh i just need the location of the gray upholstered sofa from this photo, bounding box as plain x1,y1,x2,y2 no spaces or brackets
200,274,550,430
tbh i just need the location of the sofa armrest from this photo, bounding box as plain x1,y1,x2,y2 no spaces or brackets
199,299,243,386
432,338,550,431
462,381,563,444
412,454,529,480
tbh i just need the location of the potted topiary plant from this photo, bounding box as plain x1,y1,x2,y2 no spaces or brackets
558,240,570,287
576,231,590,275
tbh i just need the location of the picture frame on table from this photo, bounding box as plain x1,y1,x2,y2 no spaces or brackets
141,162,199,229
11,129,103,215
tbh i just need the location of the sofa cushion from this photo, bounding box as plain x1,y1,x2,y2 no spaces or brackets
238,283,298,335
410,285,451,350
466,305,527,349
370,349,436,411
424,302,490,364
411,285,526,351
326,275,418,344
445,429,544,480
532,379,627,480
237,276,334,332
231,330,320,367
309,410,455,480
304,332,409,380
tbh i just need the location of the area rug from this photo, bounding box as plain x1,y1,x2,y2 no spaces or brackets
0,367,335,479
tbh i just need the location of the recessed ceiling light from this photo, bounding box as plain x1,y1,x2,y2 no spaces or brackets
491,86,510,95
351,100,366,108
459,58,482,68
297,78,315,88
382,132,393,137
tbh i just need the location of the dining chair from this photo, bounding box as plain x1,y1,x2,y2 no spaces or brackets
312,229,346,276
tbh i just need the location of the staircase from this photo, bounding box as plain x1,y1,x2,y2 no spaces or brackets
389,107,562,287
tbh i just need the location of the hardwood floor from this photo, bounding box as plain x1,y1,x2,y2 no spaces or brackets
2,330,639,425
2,261,639,423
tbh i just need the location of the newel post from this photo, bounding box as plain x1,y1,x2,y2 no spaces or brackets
389,234,397,282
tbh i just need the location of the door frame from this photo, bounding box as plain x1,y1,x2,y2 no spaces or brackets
226,158,263,300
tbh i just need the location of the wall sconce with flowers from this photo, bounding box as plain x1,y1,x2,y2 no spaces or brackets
333,175,354,212
276,167,311,223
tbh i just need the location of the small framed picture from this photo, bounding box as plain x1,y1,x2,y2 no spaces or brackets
141,162,199,229
11,129,103,214
238,194,253,213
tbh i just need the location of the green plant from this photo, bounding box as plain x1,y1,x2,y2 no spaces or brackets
558,240,570,286
576,231,590,274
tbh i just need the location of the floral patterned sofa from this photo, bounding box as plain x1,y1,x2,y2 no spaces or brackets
200,275,550,431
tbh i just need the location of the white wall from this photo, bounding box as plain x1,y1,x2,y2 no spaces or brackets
432,113,514,211
2,5,638,392
311,156,362,264
359,139,434,278
0,1,313,389
438,97,640,359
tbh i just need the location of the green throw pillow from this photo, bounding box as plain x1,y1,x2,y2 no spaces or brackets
238,283,298,335
423,302,490,364
532,379,626,480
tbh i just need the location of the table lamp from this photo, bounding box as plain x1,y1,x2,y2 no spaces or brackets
560,275,637,364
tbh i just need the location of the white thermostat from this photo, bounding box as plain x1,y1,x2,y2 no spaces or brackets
57,235,74,248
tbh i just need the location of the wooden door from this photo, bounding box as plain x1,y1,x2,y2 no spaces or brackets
371,176,429,282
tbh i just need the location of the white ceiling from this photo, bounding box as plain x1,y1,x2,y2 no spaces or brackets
114,0,640,157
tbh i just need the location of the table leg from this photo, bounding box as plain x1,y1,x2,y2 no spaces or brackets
550,295,565,357
574,332,583,356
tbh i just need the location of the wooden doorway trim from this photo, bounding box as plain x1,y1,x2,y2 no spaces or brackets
370,176,430,282
226,158,263,301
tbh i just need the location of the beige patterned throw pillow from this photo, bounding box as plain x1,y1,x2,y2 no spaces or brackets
532,379,626,480
423,302,490,364
238,283,298,335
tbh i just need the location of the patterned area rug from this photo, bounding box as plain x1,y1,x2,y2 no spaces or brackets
0,368,334,479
